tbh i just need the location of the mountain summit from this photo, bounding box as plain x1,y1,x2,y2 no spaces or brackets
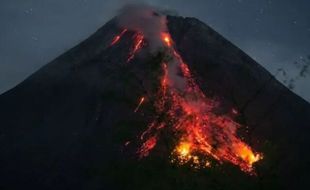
0,7,309,190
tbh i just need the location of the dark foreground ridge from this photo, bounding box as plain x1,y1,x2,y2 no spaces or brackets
0,15,309,190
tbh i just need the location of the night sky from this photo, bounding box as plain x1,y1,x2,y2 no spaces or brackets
0,0,309,101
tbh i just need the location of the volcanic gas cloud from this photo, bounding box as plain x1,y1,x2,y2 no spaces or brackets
111,4,262,175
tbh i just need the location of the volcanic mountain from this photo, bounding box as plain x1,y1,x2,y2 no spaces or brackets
0,12,310,190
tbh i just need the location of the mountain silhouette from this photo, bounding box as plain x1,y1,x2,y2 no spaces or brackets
0,14,309,190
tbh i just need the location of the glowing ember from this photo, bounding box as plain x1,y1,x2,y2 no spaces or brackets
110,29,127,46
137,136,157,158
232,108,238,115
134,31,262,174
177,142,191,157
127,33,144,63
161,32,172,47
134,96,145,113
124,141,131,146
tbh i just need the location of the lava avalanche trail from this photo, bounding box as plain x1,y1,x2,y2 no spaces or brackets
139,32,261,174
109,23,262,175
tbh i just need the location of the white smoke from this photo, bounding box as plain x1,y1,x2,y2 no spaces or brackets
116,3,168,51
167,59,187,90
117,3,187,90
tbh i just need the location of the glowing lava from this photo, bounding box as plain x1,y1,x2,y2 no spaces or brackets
110,29,127,46
127,33,144,63
135,32,262,174
138,136,157,158
177,142,191,157
161,32,172,47
110,29,144,63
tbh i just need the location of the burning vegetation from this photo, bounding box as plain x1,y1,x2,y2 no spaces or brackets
110,6,262,175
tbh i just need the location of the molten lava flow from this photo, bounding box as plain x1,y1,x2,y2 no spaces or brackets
110,29,127,46
134,96,145,113
135,31,262,174
127,33,144,63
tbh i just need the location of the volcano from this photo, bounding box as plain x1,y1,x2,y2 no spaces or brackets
0,10,310,190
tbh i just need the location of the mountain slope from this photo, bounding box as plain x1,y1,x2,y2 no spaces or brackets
0,15,309,190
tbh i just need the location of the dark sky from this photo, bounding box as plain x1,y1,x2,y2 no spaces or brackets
0,0,309,101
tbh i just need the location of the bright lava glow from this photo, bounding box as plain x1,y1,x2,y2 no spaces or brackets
177,142,191,157
161,32,172,47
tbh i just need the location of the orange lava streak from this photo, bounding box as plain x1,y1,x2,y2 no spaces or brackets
110,29,127,46
134,96,145,113
127,33,144,63
137,31,262,174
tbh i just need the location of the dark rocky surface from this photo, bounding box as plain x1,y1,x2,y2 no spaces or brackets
0,16,309,190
